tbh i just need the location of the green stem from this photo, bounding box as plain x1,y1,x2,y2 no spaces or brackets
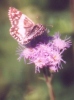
44,74,55,100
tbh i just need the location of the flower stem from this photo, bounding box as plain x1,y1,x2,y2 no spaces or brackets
44,74,55,100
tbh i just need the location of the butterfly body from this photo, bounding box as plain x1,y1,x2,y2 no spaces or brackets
8,7,47,45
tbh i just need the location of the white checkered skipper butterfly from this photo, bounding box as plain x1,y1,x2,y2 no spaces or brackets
8,7,47,45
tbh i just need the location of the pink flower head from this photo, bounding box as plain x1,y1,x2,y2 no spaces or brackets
17,32,71,73
52,33,72,51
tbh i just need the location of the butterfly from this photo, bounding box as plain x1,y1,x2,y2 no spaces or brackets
8,7,47,45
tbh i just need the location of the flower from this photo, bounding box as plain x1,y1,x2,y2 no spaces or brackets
52,33,72,51
17,33,71,73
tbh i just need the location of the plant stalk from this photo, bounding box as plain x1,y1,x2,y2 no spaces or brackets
44,74,55,100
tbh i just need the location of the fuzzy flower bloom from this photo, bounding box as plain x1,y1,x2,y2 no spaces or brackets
52,33,72,51
17,33,71,73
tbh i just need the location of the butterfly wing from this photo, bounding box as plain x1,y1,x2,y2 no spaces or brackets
8,7,35,45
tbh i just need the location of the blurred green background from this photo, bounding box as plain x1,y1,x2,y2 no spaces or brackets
0,0,74,100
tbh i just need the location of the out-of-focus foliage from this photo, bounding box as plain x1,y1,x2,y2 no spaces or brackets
0,0,69,10
0,0,74,100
